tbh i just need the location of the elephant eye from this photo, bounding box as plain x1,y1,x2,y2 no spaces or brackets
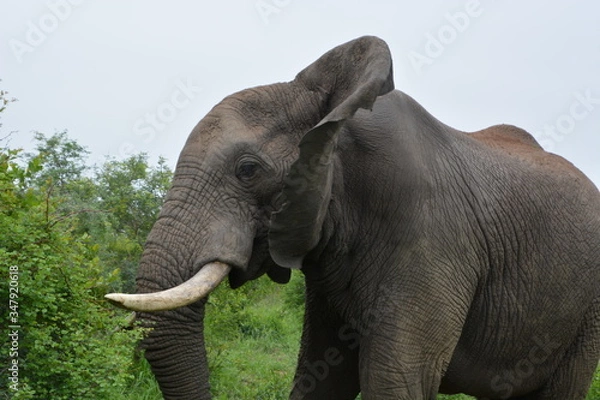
235,160,261,181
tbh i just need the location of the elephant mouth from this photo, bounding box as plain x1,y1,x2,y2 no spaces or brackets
105,261,232,312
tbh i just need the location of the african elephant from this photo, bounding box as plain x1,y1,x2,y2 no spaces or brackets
106,36,600,399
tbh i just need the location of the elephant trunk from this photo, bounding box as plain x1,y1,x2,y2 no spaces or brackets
107,265,228,399
137,302,211,400
105,168,253,398
124,221,228,399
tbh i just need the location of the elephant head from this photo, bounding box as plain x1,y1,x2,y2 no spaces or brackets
106,36,394,399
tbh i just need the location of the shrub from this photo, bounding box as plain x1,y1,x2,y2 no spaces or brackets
0,149,145,399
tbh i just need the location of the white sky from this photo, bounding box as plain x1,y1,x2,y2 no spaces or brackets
1,1,599,188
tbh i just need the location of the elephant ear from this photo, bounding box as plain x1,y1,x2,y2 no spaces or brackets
268,36,395,269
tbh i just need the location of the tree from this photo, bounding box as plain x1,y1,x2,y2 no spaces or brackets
92,154,172,292
23,133,172,292
28,131,90,188
0,86,17,154
95,154,171,241
0,104,145,399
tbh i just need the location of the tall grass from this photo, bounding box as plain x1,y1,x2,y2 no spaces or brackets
204,272,303,399
116,356,162,400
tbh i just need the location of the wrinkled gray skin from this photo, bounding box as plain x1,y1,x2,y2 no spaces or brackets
133,37,600,399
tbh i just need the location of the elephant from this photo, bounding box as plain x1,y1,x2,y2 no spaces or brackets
106,36,600,399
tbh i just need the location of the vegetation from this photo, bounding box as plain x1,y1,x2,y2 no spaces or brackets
0,89,166,399
0,144,146,397
0,89,598,399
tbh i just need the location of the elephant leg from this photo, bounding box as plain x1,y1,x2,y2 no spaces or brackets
356,279,472,400
290,288,360,400
517,297,600,400
358,333,450,400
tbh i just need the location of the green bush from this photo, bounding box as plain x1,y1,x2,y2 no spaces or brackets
0,149,145,399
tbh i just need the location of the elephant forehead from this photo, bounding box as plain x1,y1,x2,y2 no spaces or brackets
219,84,293,126
181,84,306,159
183,108,263,158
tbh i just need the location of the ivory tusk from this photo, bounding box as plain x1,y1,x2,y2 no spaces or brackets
105,262,231,312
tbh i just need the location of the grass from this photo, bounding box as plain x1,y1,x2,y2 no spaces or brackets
115,355,162,400
205,272,303,399
122,272,600,399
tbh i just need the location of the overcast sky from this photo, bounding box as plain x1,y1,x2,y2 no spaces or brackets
1,1,599,187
